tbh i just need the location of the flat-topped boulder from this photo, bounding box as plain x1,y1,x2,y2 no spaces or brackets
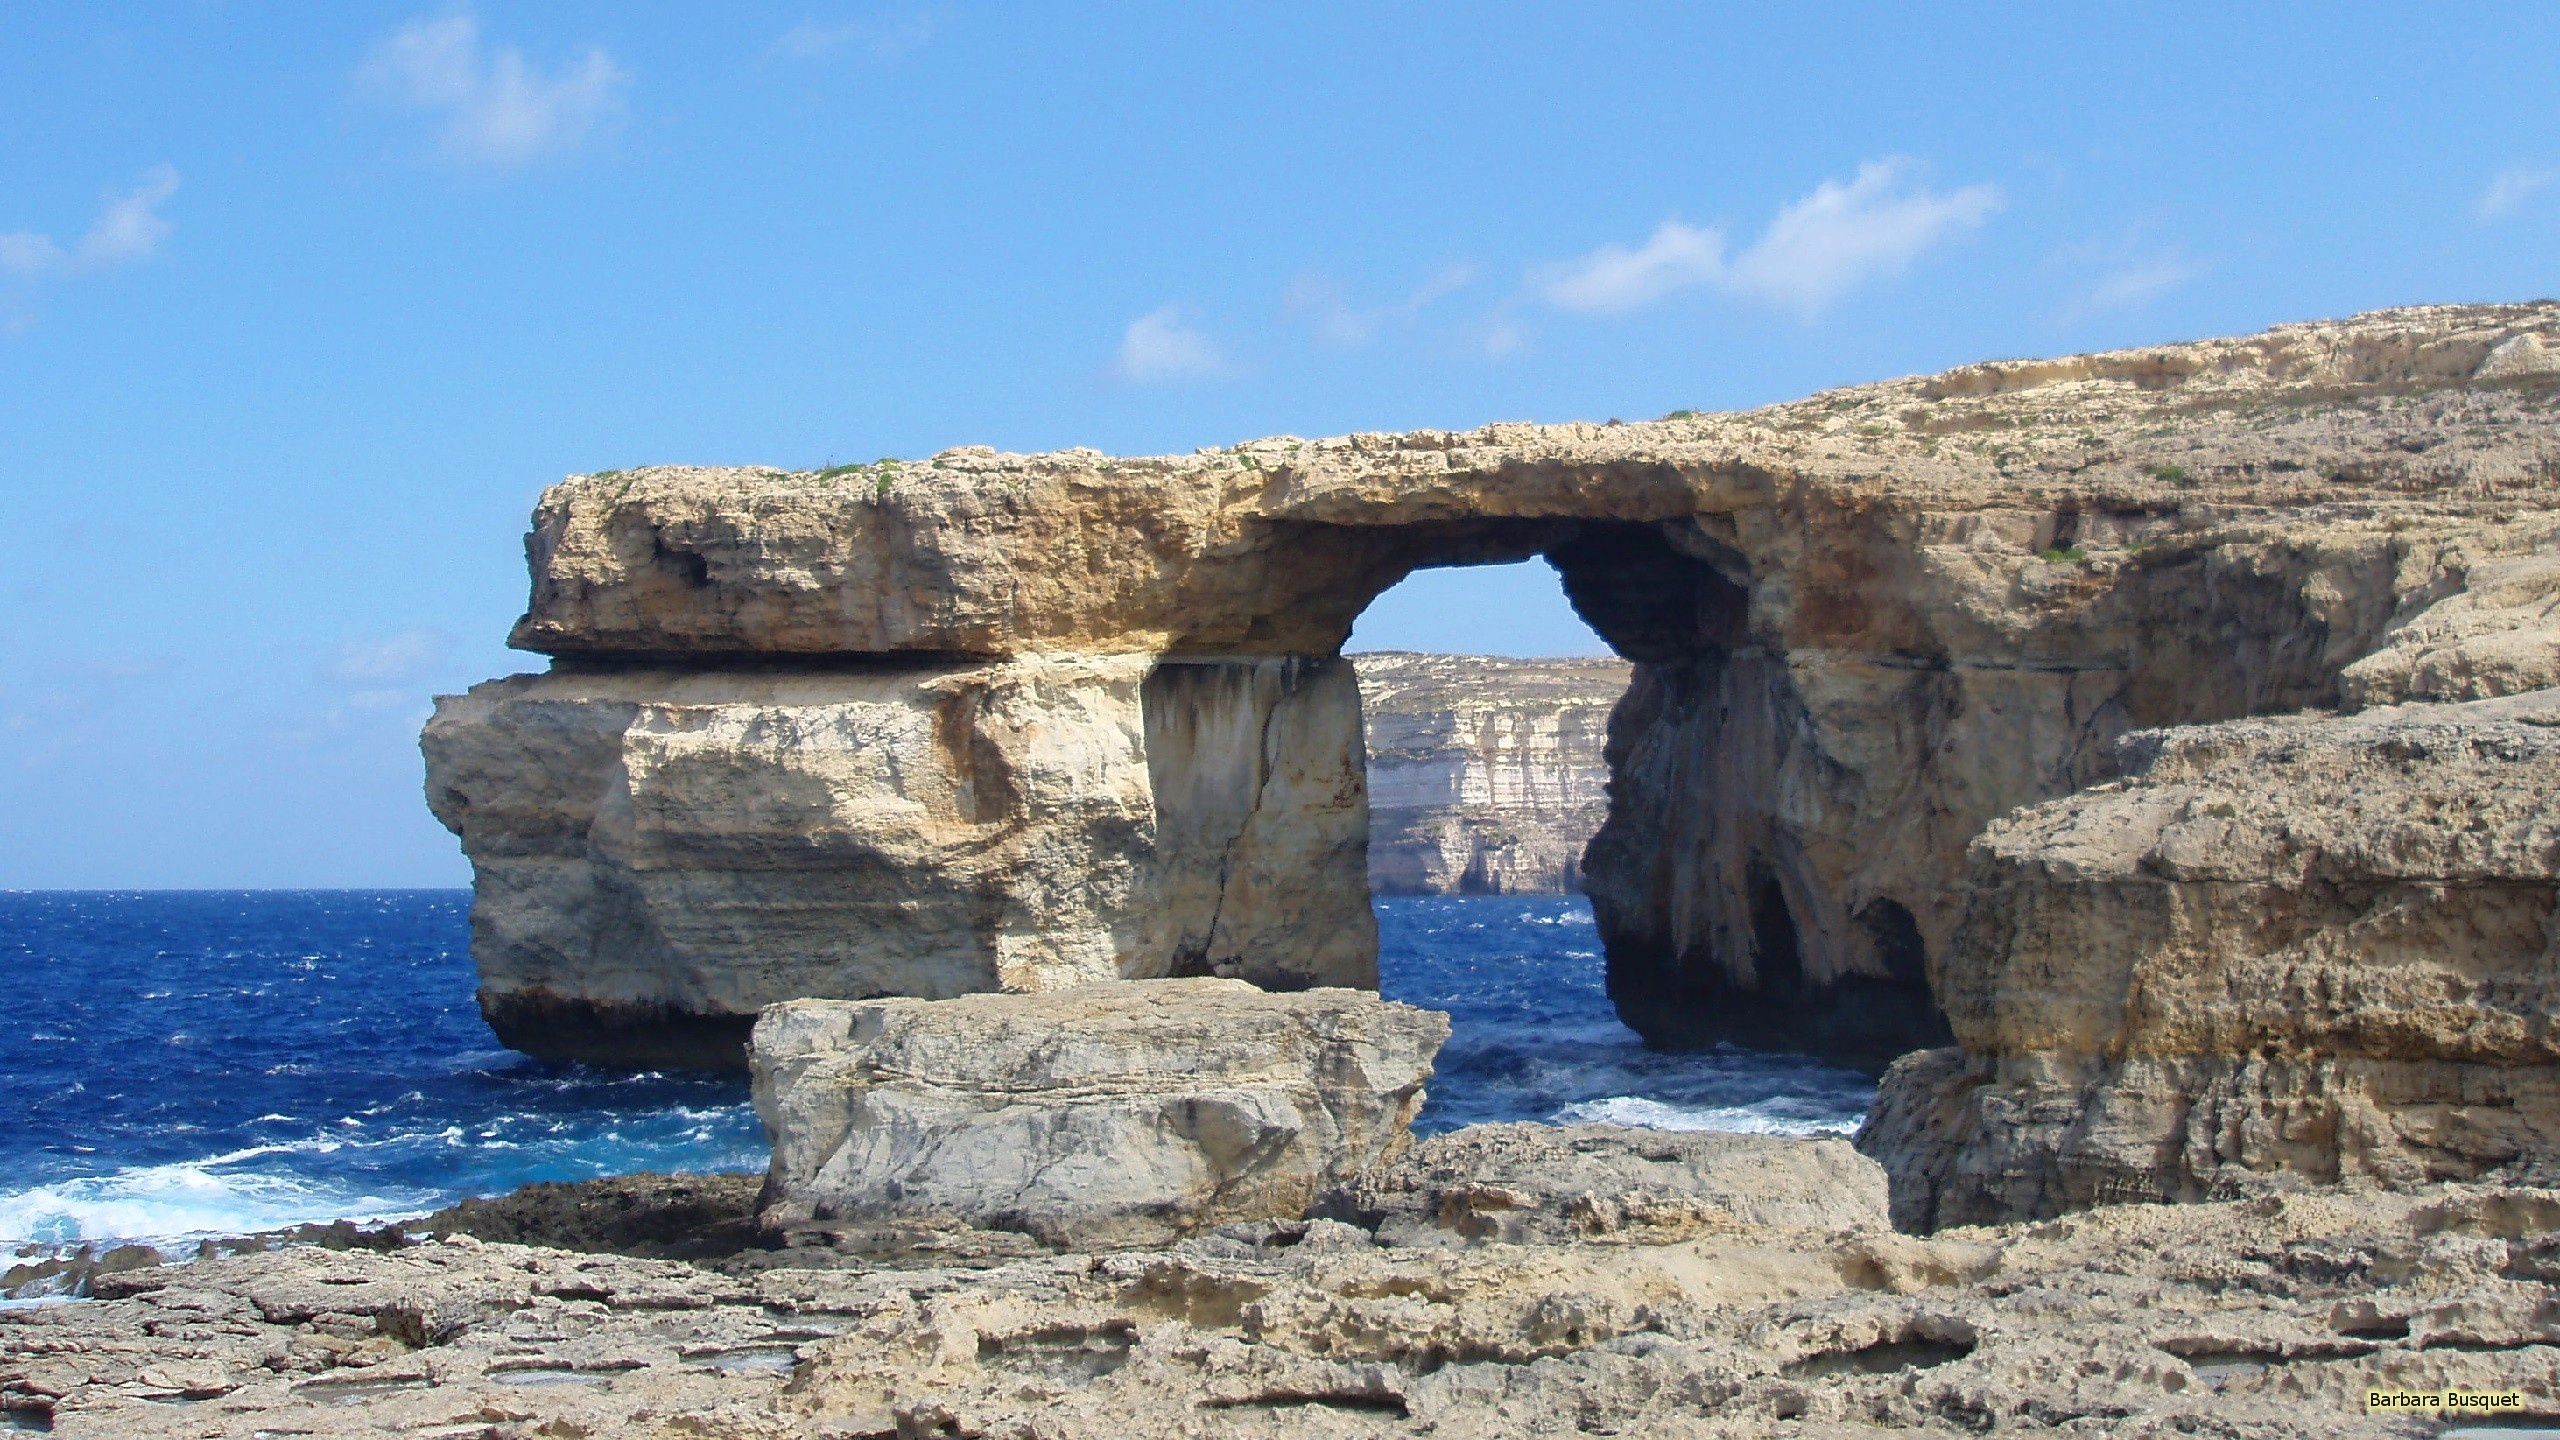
750,980,1449,1249
1862,687,2560,1230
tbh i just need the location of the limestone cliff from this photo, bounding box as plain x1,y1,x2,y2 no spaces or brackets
1351,652,1627,895
431,302,2560,1078
425,656,1372,1068
1859,687,2560,1231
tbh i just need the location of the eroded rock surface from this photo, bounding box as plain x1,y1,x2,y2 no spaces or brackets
2341,549,2560,708
431,302,2560,1067
1328,1122,1890,1242
1862,687,2560,1231
426,657,1372,1068
14,1167,2560,1437
1353,652,1627,895
752,980,1448,1249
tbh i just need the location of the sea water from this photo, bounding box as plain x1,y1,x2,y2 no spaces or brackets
0,890,1873,1250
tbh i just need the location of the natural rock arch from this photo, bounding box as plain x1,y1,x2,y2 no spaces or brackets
427,303,2560,1079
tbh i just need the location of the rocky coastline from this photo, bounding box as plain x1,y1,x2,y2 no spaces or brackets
426,300,2560,1075
11,1151,2560,1435
12,304,2560,1435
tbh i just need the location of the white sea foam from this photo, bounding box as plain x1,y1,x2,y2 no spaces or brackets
0,1150,437,1249
1548,1095,1864,1138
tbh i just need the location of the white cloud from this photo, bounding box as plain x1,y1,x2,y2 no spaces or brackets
81,165,181,266
1284,263,1478,347
2048,230,2210,320
322,629,451,687
1536,159,1999,319
359,13,627,169
1722,159,2002,313
2080,250,2208,313
0,232,59,278
0,166,181,280
2478,163,2560,221
316,632,448,722
1537,220,1725,314
1110,305,1226,384
776,14,934,60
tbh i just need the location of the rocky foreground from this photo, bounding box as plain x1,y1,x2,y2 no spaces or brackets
9,1150,2560,1438
14,977,2560,1437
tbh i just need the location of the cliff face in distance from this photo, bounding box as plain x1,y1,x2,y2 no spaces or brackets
1351,652,1629,895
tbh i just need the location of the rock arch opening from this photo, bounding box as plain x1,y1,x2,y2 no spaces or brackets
1128,516,1949,1073
421,306,2560,1230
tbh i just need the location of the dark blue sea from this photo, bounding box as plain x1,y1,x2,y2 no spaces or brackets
0,891,1872,1250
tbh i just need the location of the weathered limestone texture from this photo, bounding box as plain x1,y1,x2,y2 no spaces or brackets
751,980,1448,1249
424,658,1161,1068
1143,657,1377,987
1861,688,2560,1232
1353,651,1628,895
2339,548,2560,708
19,1170,2560,1436
431,302,2560,1068
426,656,1374,1068
1328,1120,1890,1241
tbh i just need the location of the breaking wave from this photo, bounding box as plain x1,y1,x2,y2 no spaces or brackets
0,891,764,1251
1377,896,1874,1138
0,1152,435,1250
1548,1095,1862,1137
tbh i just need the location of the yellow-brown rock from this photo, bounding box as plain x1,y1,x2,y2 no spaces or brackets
1861,687,2560,1230
424,657,1373,1068
430,302,2560,1078
18,1169,2560,1436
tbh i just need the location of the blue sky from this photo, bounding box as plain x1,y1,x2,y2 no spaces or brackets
5,5,2558,886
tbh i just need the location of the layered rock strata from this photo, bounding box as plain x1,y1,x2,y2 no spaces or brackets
426,657,1371,1068
16,1167,2560,1436
1352,651,1627,894
1862,687,2560,1231
751,980,1447,1249
431,302,2560,1068
2339,547,2560,708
